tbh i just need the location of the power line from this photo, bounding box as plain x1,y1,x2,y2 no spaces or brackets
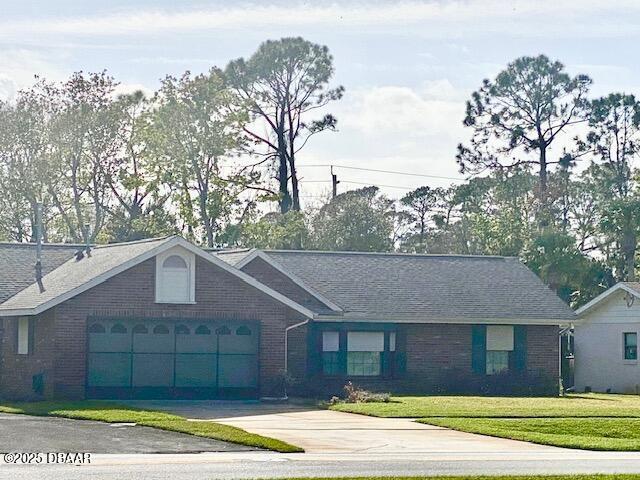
299,179,415,190
298,163,465,181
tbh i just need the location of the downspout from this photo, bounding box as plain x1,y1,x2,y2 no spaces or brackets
281,319,310,400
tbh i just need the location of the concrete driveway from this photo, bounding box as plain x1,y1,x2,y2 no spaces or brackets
129,401,561,454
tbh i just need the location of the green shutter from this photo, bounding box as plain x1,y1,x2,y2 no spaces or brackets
471,325,486,374
514,325,527,372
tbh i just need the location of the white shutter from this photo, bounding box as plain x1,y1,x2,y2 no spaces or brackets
17,317,29,355
486,325,514,351
347,331,384,352
322,331,340,352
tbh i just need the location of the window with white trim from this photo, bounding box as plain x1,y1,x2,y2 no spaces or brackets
155,249,195,304
347,331,384,376
624,332,638,360
486,325,513,375
17,317,31,355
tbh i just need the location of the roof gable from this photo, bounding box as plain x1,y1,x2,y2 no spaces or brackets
0,236,314,319
224,250,343,313
575,282,640,318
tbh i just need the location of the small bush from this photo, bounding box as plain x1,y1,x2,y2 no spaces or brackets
341,382,390,403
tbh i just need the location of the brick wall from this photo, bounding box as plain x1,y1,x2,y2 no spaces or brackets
2,255,307,400
296,323,559,397
0,310,56,400
526,325,560,378
242,257,329,312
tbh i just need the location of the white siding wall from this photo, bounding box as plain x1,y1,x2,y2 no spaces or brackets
575,290,640,393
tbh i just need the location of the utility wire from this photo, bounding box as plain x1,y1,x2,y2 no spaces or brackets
298,163,465,181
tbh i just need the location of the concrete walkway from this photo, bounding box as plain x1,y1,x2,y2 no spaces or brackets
129,401,561,454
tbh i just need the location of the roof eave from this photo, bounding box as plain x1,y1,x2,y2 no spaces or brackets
0,237,316,320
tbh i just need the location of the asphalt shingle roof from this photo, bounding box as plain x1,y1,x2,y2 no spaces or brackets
0,237,170,313
254,250,575,322
0,243,80,303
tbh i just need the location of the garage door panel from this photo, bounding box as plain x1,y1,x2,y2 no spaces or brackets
176,334,216,353
220,332,258,354
133,332,174,353
132,353,174,386
89,332,131,353
88,353,131,387
88,319,259,398
218,354,258,388
175,354,217,387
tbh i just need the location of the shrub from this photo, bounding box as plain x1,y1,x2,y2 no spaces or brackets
342,382,391,403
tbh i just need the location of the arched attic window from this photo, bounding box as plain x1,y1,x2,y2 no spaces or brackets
155,250,195,304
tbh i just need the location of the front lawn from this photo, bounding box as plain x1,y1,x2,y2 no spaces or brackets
0,401,303,453
273,476,640,480
330,393,640,418
330,393,640,451
422,417,640,451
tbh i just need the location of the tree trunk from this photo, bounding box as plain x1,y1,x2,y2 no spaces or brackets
289,154,300,211
276,122,291,213
623,229,636,281
538,146,548,228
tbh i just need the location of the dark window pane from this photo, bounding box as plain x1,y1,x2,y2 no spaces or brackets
88,323,105,334
625,333,638,360
110,323,127,334
196,325,212,335
322,352,340,375
153,324,169,334
132,324,148,334
236,326,251,336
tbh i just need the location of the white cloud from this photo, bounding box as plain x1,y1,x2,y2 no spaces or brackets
0,49,67,101
339,81,466,141
0,1,638,38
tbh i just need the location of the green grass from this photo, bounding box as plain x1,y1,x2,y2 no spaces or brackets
0,401,303,453
421,417,640,451
269,476,640,480
330,393,640,451
330,393,640,418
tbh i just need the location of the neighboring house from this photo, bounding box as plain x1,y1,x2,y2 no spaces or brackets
574,282,640,393
0,236,574,400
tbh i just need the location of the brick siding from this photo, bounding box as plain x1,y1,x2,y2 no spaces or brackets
1,255,307,400
0,310,56,400
241,257,330,312
294,323,559,397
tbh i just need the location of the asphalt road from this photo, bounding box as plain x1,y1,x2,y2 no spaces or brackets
0,413,256,454
3,451,640,479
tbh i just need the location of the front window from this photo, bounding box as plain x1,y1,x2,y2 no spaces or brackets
347,351,381,376
486,350,509,375
624,332,638,360
486,325,514,375
347,331,384,376
322,331,340,375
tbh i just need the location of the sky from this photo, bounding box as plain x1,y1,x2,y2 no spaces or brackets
1,0,640,204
